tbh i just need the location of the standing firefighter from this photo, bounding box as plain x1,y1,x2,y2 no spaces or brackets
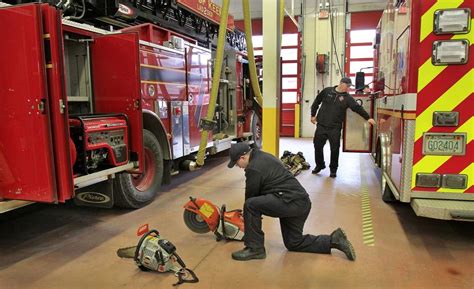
311,78,376,178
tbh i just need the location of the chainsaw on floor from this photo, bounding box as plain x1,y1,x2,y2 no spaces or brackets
183,197,244,241
117,229,198,286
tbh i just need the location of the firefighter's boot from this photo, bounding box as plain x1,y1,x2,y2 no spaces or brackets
330,228,356,261
311,165,326,174
232,247,266,261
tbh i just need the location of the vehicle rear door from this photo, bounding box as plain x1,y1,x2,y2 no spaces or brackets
343,93,375,152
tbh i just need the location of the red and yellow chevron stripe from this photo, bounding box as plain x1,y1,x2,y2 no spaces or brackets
412,0,473,193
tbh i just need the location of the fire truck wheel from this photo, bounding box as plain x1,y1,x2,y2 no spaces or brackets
251,112,262,148
114,130,164,208
375,142,382,168
381,177,396,202
183,210,211,234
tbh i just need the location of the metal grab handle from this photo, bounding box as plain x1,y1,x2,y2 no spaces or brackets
363,122,370,148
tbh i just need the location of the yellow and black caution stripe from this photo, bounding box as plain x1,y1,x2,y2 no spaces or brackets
360,156,375,246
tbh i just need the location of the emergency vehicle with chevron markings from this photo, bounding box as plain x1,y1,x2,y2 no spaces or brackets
369,0,473,220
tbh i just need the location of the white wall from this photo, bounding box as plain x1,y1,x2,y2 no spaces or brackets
214,0,384,137
348,2,387,12
300,0,347,137
223,0,304,20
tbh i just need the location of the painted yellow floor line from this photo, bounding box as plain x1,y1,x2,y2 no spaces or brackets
360,155,375,247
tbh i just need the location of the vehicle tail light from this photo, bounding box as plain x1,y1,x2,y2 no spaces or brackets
416,173,441,188
442,174,467,189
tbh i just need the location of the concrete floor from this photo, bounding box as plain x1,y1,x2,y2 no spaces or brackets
0,138,473,289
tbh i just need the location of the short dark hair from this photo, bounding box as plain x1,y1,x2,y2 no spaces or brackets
340,77,353,86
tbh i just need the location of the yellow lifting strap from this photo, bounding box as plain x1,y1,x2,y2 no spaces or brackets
195,0,230,166
242,0,263,108
242,0,284,108
195,0,286,166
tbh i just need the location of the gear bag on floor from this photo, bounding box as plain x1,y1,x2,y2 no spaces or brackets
280,151,311,176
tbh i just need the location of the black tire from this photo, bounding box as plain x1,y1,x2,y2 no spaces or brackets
375,142,382,168
114,130,164,208
251,112,262,148
183,210,211,234
379,143,396,203
381,177,396,202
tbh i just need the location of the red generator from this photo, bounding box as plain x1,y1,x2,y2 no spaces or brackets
69,115,129,175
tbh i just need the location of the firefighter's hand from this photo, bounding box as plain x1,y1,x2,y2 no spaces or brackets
311,116,316,124
367,118,376,126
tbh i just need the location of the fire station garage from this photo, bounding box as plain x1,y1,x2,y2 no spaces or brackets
0,0,473,288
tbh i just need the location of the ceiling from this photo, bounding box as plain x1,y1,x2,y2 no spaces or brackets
213,0,388,20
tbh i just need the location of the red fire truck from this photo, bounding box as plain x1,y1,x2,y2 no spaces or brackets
350,0,473,220
0,1,260,212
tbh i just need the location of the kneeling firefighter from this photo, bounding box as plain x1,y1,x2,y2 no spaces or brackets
227,142,356,261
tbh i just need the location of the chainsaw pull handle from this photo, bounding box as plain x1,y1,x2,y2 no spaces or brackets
173,267,199,286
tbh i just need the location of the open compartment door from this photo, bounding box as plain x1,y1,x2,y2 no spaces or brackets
343,94,374,152
0,4,57,202
41,4,74,202
90,33,144,171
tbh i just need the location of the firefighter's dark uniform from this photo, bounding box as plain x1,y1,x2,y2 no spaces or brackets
311,86,370,173
243,149,331,253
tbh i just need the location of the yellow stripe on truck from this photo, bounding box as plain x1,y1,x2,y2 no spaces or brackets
417,59,447,92
412,117,474,189
419,0,463,42
415,69,474,141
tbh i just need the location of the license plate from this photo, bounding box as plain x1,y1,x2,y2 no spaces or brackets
422,133,466,155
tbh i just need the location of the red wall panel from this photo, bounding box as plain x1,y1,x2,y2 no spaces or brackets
351,11,383,30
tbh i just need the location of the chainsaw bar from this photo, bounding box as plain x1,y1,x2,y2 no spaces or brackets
116,246,137,259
